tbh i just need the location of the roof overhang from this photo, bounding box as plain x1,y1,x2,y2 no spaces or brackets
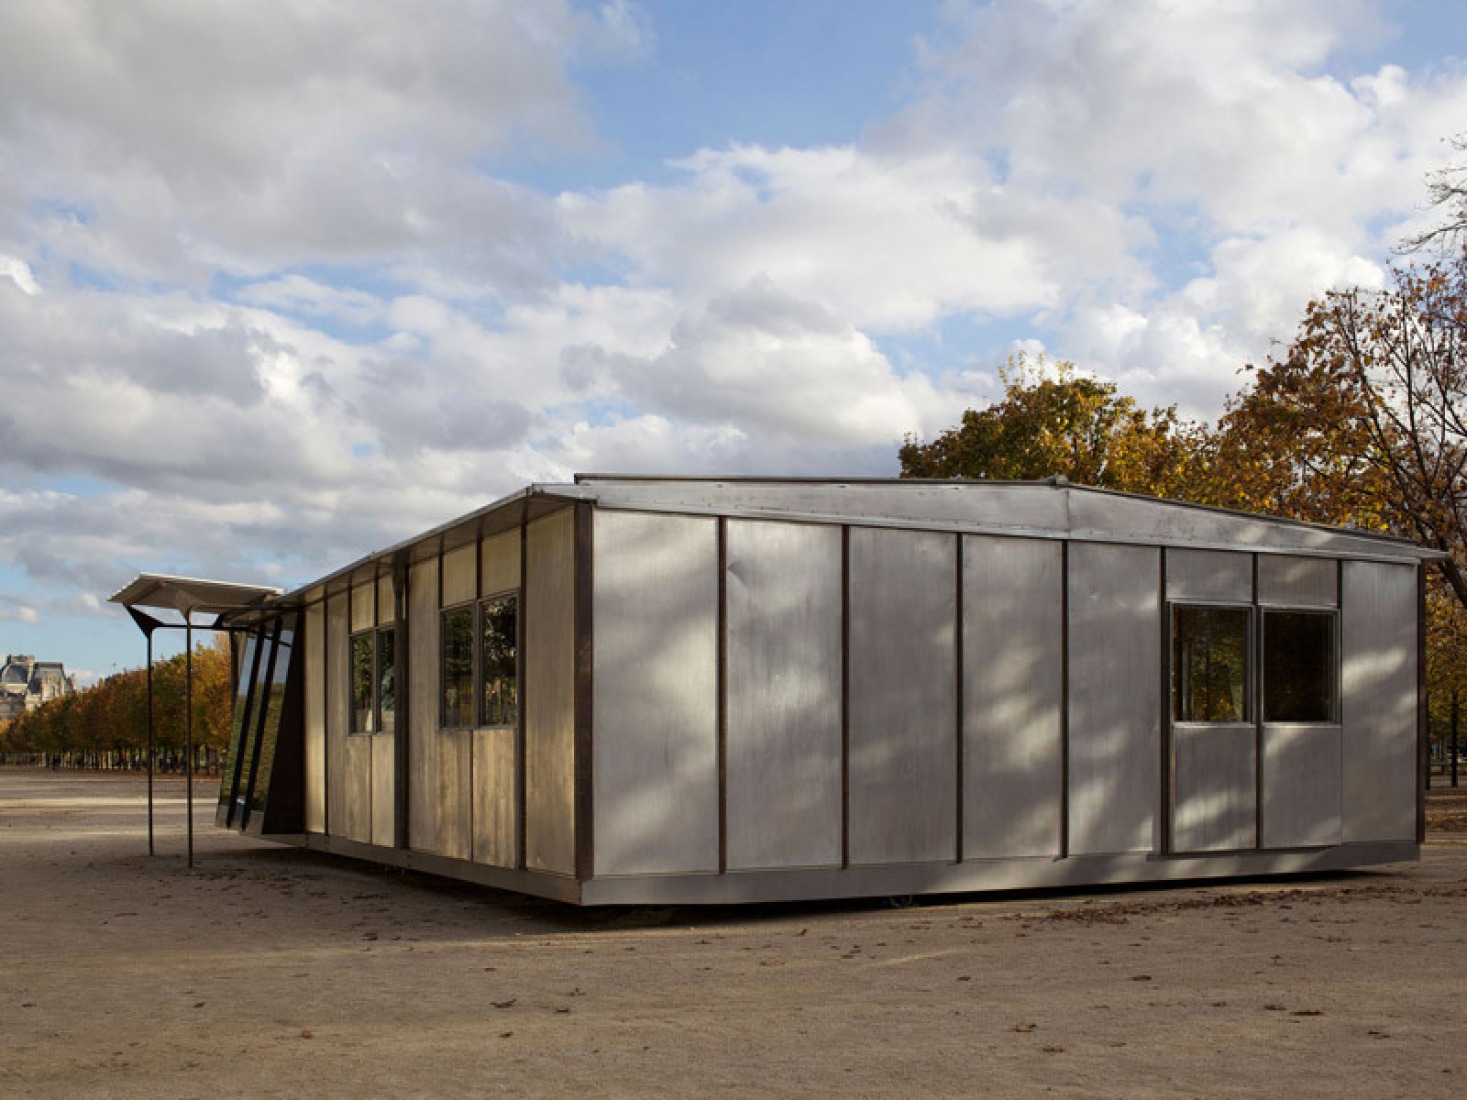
109,573,282,629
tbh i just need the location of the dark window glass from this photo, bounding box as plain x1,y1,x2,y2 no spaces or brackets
250,626,293,816
1172,606,1250,722
480,595,518,727
350,632,374,733
1264,611,1336,722
377,627,396,735
441,606,474,728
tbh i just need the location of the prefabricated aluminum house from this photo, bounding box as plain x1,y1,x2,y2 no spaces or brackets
197,477,1432,905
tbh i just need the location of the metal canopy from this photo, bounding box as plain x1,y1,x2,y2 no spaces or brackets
109,573,280,869
109,573,282,619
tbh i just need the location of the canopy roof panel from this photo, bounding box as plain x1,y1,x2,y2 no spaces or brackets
109,573,283,618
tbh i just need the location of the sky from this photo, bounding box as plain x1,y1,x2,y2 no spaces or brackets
2,0,1467,685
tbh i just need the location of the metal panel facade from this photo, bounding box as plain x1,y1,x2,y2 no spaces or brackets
525,509,576,875
1342,561,1417,842
592,510,720,876
1259,556,1337,607
436,730,471,860
1068,543,1162,855
724,519,843,870
370,733,394,847
342,731,372,843
349,581,374,633
962,535,1063,859
1172,724,1255,851
407,558,439,852
1262,725,1342,847
441,544,476,607
481,529,519,597
326,593,350,838
303,598,326,834
848,527,958,865
473,728,518,867
1166,548,1252,604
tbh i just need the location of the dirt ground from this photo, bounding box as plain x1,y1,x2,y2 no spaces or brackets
2,770,1465,1098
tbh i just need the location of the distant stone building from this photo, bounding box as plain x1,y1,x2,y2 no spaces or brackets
0,654,76,722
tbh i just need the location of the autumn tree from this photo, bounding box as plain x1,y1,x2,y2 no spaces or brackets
1223,252,1467,610
899,355,1210,498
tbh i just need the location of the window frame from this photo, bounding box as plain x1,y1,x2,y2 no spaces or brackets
1169,601,1255,726
349,624,397,736
1260,607,1340,726
439,589,520,732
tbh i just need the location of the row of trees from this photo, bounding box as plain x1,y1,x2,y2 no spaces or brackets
0,638,233,767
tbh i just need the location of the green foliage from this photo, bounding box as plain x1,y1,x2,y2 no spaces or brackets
898,354,1209,499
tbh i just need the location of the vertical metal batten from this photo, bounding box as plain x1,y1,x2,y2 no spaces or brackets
717,517,728,875
1253,553,1264,848
953,533,964,864
840,525,851,870
394,553,410,849
516,502,529,870
1418,562,1428,844
1058,540,1070,859
573,502,595,883
321,589,330,837
1159,551,1171,855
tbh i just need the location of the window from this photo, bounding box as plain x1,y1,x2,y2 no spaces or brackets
1264,611,1336,723
480,594,518,727
1172,606,1250,723
441,593,519,729
377,627,396,735
351,626,397,734
441,606,474,728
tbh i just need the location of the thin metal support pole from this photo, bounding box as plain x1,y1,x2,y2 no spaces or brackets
186,615,194,869
146,631,155,856
1453,690,1460,789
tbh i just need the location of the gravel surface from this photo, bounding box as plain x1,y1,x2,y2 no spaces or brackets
3,769,1465,1098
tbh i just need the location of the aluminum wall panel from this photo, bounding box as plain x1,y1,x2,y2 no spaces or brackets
1261,725,1341,847
377,574,394,622
1259,555,1337,607
848,527,958,865
407,558,440,852
350,581,374,633
1068,543,1162,855
1172,724,1255,852
304,598,326,834
481,529,520,597
724,520,843,870
525,509,576,875
1342,561,1417,841
437,730,472,860
326,593,350,837
342,732,372,843
370,733,394,846
1166,548,1253,604
963,536,1064,859
593,510,720,875
473,727,518,868
441,543,477,607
